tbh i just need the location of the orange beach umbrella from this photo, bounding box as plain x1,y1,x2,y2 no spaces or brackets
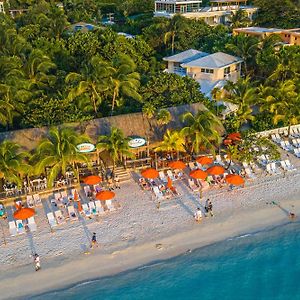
196,156,213,165
168,160,186,170
73,190,79,201
96,190,115,201
225,174,245,186
83,175,102,185
207,165,225,175
190,169,208,180
77,200,83,212
141,168,159,179
14,208,35,220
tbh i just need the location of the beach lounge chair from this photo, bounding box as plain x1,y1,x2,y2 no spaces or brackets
16,220,25,234
9,221,17,236
27,195,34,208
84,186,91,197
159,171,167,183
89,201,98,215
54,210,65,224
266,164,273,174
166,170,176,181
47,212,58,228
28,216,37,232
106,200,116,211
284,160,296,171
95,200,105,214
188,179,199,192
188,162,197,170
67,206,78,221
271,162,280,174
33,194,42,206
82,203,92,218
61,190,68,200
215,155,224,166
153,186,164,200
245,167,256,179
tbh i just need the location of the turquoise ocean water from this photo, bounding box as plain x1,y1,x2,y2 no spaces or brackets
32,221,300,300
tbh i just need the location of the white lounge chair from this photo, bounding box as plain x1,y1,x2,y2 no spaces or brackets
284,160,296,171
159,171,167,183
271,162,280,174
166,170,176,181
95,200,105,214
188,179,199,192
188,162,197,170
153,186,164,200
16,220,25,234
266,164,273,174
215,155,224,166
84,186,91,197
9,221,17,236
33,194,42,206
54,210,65,224
106,200,116,211
47,212,58,228
82,203,92,218
54,192,61,201
67,206,78,221
89,201,98,215
28,216,37,232
27,195,34,208
61,190,68,200
245,167,256,179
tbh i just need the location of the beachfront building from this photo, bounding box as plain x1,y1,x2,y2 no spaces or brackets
154,0,258,26
163,49,242,97
233,27,300,46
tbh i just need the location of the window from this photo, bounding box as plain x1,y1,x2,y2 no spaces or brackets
224,67,230,75
201,68,214,74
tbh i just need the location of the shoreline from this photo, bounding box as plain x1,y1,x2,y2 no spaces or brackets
1,196,299,300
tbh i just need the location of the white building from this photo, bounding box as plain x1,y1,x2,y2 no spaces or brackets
154,0,258,26
164,49,242,112
0,1,5,14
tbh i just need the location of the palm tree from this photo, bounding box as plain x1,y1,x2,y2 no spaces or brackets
31,127,89,187
0,141,29,187
162,14,187,54
226,34,259,74
97,127,134,172
108,54,141,115
260,80,300,134
157,109,172,126
23,49,57,94
180,110,222,155
228,9,251,28
221,77,258,130
66,56,109,116
155,130,186,159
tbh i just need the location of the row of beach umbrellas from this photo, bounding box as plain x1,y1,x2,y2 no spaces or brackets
141,156,245,186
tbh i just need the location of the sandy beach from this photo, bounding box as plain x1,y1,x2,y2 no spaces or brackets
0,153,300,299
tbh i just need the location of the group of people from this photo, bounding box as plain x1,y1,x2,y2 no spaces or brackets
194,199,214,222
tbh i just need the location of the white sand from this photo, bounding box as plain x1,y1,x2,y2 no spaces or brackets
0,154,300,299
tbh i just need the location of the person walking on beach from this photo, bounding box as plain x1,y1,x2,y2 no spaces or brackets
205,199,214,217
34,253,41,271
194,208,202,222
90,232,98,249
114,175,120,189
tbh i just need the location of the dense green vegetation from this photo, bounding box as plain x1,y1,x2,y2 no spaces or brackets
0,0,299,135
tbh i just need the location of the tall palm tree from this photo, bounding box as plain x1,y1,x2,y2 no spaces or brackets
97,127,134,172
156,109,171,126
108,54,141,115
31,127,89,187
228,9,251,28
0,141,29,187
66,56,109,116
260,80,300,134
155,130,186,159
226,34,259,74
161,14,187,54
222,77,258,130
180,110,222,154
23,49,57,94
